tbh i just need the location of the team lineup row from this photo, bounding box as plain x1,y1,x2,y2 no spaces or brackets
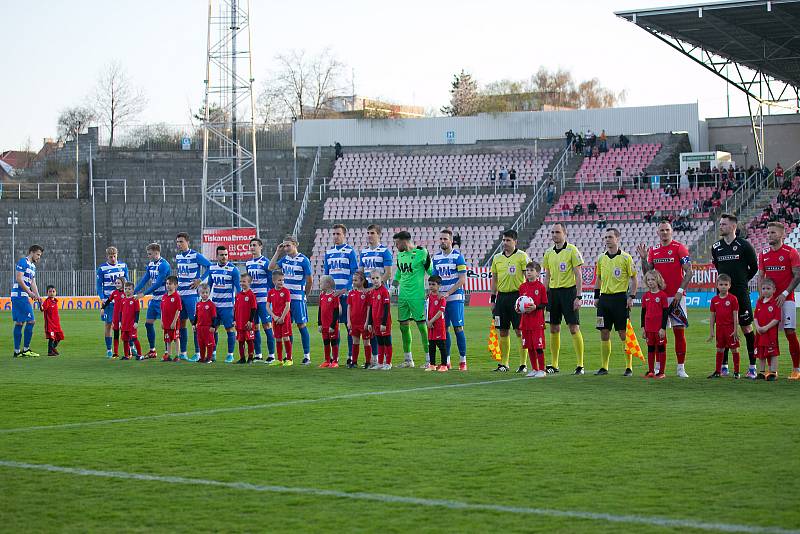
9,216,800,380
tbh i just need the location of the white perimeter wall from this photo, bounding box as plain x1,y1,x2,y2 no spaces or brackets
295,103,700,150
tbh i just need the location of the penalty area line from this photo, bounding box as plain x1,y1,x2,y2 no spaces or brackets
0,377,526,435
0,460,796,534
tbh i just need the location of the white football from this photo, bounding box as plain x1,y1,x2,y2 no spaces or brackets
515,295,535,314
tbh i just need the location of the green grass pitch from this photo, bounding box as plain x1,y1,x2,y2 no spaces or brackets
2,307,799,533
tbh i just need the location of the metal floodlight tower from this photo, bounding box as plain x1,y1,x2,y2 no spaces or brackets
201,0,259,234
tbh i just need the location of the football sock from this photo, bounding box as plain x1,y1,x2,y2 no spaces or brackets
145,322,156,350
528,348,537,370
455,329,467,358
416,322,429,353
323,340,331,363
647,346,655,373
657,348,667,375
133,339,142,355
227,331,236,354
537,350,545,371
550,331,561,368
298,326,311,355
13,324,22,352
518,336,527,367
364,344,372,365
332,339,340,362
105,336,112,351
400,323,412,353
377,345,385,365
370,336,379,358
284,340,292,360
123,341,131,358
347,334,353,358
733,351,740,373
179,327,188,354
385,341,393,365
600,339,612,370
572,330,585,368
193,330,200,355
446,331,452,360
247,340,254,359
744,330,756,366
786,330,800,368
23,323,34,348
674,328,687,364
265,327,276,356
254,329,262,355
113,331,119,354
238,341,246,360
722,348,729,366
499,335,511,366
276,341,283,361
352,343,360,364
48,339,54,353
715,351,723,373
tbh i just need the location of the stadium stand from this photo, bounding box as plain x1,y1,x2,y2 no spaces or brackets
322,193,526,221
330,148,558,190
575,144,660,183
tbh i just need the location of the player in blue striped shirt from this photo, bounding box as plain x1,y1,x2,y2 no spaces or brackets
11,244,43,358
270,235,313,364
325,224,359,363
247,237,276,363
175,233,212,361
134,243,172,358
431,229,468,370
359,224,394,358
206,245,241,363
95,246,129,357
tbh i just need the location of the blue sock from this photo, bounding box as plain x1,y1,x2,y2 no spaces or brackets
347,333,354,358
193,330,199,355
214,332,219,356
105,336,112,351
227,330,235,354
266,327,276,355
299,326,310,355
370,336,378,356
13,324,22,352
445,331,452,358
145,322,156,350
455,329,467,358
23,323,34,349
254,329,262,355
179,327,188,353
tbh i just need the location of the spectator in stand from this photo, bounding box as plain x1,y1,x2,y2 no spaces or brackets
761,165,771,179
590,145,599,159
702,198,713,212
596,213,607,229
778,188,790,205
546,180,555,205
599,130,608,152
572,203,584,216
711,197,722,211
509,167,517,185
711,188,722,201
618,133,630,149
574,134,584,155
560,201,571,217
668,184,680,198
499,166,508,181
679,207,691,220
489,168,496,182
692,199,701,213
793,207,800,225
776,163,784,180
565,129,575,148
795,163,800,177
614,186,627,200
644,208,655,223
588,199,598,215
335,142,343,160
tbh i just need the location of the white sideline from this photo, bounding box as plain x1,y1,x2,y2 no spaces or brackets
0,460,796,534
0,377,526,434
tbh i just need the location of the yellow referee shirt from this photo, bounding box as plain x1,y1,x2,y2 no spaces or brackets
595,249,636,295
542,242,584,288
491,249,530,293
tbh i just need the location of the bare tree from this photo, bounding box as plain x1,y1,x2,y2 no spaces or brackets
94,61,147,146
258,48,346,123
57,106,97,141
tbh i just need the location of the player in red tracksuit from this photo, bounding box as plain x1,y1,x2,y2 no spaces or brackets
368,271,393,369
754,278,782,380
41,285,64,356
234,274,259,364
347,272,372,369
101,277,126,357
194,283,218,363
426,275,448,371
267,271,293,365
518,261,548,377
707,274,740,378
119,282,143,360
160,276,183,362
641,270,670,379
318,275,341,368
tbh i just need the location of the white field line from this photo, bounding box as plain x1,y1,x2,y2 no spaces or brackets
0,460,796,534
0,377,526,434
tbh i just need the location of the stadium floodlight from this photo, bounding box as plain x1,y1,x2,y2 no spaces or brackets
200,0,260,239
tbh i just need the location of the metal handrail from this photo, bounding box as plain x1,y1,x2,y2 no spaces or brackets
292,147,321,239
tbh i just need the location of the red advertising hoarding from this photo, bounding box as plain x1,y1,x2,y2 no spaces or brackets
202,227,257,262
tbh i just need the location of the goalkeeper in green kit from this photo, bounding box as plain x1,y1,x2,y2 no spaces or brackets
392,231,433,368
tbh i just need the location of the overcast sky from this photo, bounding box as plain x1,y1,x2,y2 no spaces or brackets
0,0,771,150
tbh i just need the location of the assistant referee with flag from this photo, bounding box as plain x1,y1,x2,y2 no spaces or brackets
593,227,638,376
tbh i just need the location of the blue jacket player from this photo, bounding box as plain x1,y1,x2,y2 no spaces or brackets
431,229,468,370
324,223,359,363
95,245,129,358
247,237,277,363
11,244,43,358
270,234,313,365
206,245,241,363
175,232,211,361
134,242,171,358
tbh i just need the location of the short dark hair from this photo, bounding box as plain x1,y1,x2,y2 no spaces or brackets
502,229,518,240
216,245,227,254
28,244,44,254
605,227,620,238
124,281,135,289
551,223,567,234
428,275,442,284
240,272,252,280
46,285,55,291
333,223,347,233
367,224,382,234
393,230,412,240
272,270,284,278
658,219,672,226
526,261,541,271
250,237,263,246
146,243,161,252
176,232,190,242
166,275,179,285
717,273,732,283
440,228,453,236
720,213,738,224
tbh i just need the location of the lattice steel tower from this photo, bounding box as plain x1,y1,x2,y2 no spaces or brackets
201,0,259,234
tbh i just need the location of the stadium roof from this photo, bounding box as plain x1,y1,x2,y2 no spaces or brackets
616,0,800,90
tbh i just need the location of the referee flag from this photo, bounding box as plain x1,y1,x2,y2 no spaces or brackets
624,319,644,362
488,320,501,361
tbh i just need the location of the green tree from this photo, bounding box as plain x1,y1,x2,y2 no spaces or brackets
441,70,482,116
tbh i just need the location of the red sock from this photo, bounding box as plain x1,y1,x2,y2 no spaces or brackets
364,344,372,365
324,343,331,362
247,340,254,358
238,341,245,359
133,339,142,355
284,340,292,360
647,350,655,373
732,351,740,373
113,335,119,355
715,351,723,373
657,349,667,374
674,328,687,364
332,341,339,363
378,345,385,365
786,331,800,368
276,341,283,361
528,348,537,370
352,343,360,365
537,351,545,371
385,344,393,365
123,341,131,357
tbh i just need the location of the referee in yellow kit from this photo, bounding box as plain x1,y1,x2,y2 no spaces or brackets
542,223,585,375
490,229,530,372
593,227,638,376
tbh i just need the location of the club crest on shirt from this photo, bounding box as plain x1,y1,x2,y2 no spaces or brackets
509,265,517,274
360,294,366,300
613,267,622,278
668,250,673,255
559,262,567,272
769,306,774,312
170,297,175,302
244,297,249,302
780,256,785,261
725,301,730,306
655,297,660,303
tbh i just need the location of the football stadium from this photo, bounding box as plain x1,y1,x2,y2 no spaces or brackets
3,1,800,532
